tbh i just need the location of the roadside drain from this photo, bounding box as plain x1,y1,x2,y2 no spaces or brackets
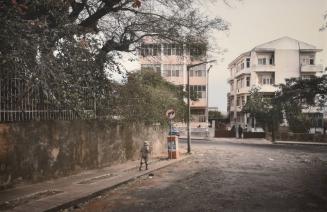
0,190,63,210
77,173,114,184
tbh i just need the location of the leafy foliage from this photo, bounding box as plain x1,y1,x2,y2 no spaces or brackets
242,87,282,131
115,70,187,125
0,0,228,118
275,76,327,132
243,76,327,134
209,110,223,119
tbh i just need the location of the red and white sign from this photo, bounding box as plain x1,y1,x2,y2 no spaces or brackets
165,109,176,120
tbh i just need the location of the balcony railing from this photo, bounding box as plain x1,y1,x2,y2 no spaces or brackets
234,68,251,78
191,115,207,122
252,64,275,72
301,64,323,73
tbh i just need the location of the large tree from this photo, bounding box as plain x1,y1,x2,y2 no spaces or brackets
275,76,327,133
243,76,327,138
242,87,282,141
0,0,228,115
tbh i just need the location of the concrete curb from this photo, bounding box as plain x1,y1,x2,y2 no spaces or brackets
179,137,210,140
274,141,327,146
41,155,191,212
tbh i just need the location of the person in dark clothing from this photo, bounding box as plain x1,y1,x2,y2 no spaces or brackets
238,125,243,139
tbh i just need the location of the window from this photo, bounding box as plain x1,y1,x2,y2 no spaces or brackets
230,96,234,106
141,44,161,56
230,82,234,91
258,58,267,65
163,64,183,77
236,97,240,106
246,58,250,68
246,77,250,87
241,96,245,106
259,74,274,85
190,85,206,98
195,70,206,77
301,75,314,80
310,58,314,65
269,56,274,65
163,44,172,55
190,64,206,77
176,44,184,56
162,43,184,56
301,56,315,65
237,79,241,89
241,63,245,70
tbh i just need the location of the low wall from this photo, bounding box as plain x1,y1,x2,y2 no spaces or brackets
0,121,166,188
277,132,327,142
215,130,234,138
243,132,266,139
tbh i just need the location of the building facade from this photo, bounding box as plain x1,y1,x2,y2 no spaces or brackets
139,37,209,128
227,37,323,131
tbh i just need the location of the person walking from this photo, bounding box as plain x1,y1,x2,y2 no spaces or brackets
139,141,150,171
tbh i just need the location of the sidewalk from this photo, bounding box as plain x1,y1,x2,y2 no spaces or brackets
0,154,190,212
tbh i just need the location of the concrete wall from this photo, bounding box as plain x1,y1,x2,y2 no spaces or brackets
0,121,166,188
275,49,300,84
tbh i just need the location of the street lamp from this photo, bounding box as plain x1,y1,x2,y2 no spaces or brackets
206,65,213,134
186,60,216,153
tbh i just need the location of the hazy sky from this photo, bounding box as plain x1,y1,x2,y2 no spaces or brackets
202,0,327,112
122,0,327,113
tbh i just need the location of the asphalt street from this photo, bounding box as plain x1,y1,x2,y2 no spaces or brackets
69,138,327,212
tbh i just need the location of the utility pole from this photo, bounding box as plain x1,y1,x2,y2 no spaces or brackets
206,65,213,136
186,60,216,153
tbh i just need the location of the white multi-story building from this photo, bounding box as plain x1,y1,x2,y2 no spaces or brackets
139,37,209,128
227,36,324,131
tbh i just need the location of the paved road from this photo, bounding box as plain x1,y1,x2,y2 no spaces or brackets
70,138,327,212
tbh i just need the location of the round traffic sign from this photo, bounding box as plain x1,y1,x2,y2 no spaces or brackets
166,109,176,120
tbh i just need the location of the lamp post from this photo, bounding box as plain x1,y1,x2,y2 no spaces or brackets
186,60,216,153
206,65,213,134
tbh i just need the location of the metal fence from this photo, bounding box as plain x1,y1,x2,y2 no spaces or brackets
0,76,96,123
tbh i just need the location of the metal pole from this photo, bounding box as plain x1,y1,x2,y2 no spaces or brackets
206,65,212,132
186,60,216,154
187,66,191,153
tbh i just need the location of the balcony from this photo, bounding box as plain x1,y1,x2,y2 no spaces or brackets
235,68,251,78
252,65,275,73
301,64,323,73
191,115,207,122
258,84,278,93
236,87,251,94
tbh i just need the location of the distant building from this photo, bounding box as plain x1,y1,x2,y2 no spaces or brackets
227,36,324,131
139,37,209,128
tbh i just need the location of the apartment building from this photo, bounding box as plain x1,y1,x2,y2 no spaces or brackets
139,37,209,127
227,36,323,131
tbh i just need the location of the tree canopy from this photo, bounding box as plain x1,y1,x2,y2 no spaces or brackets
275,76,327,133
115,70,187,125
0,0,228,117
243,76,327,134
